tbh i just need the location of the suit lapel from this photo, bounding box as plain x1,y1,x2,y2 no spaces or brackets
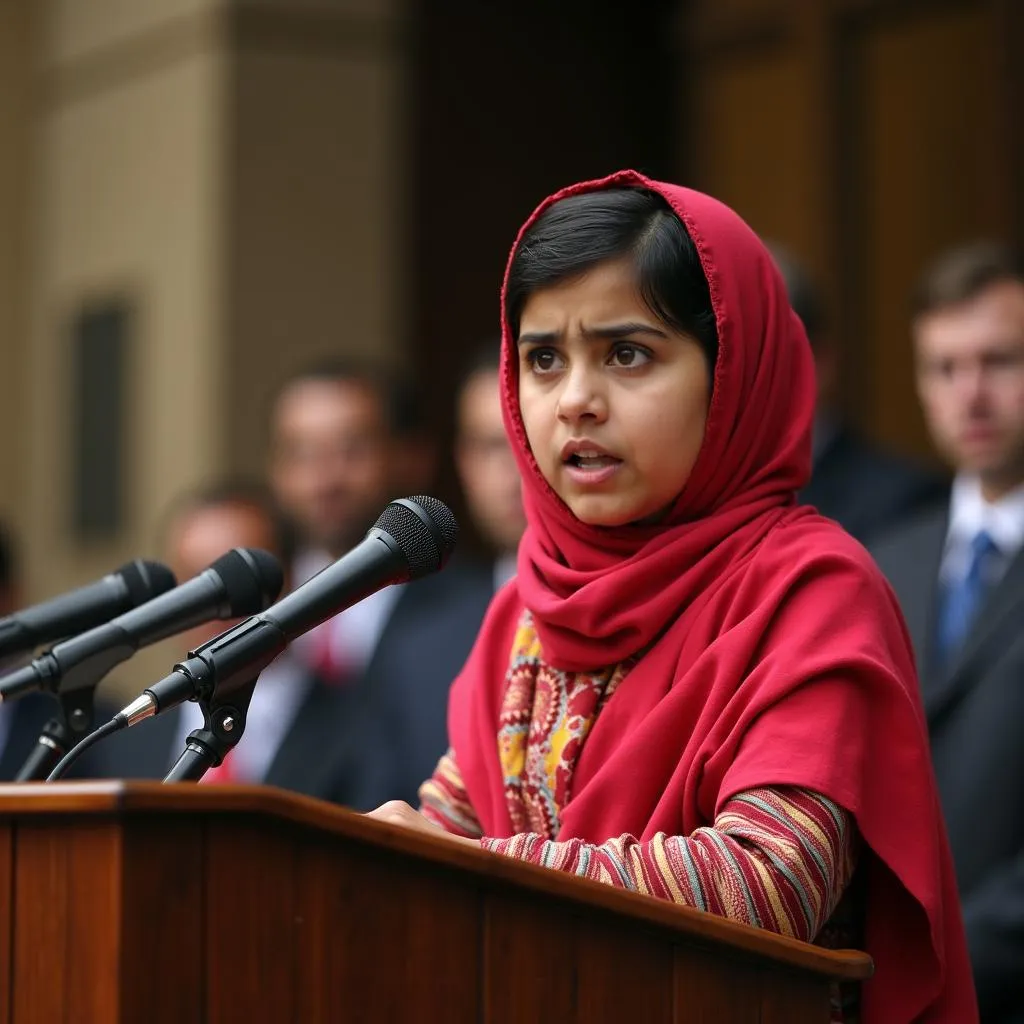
893,511,947,683
364,583,417,676
927,544,1024,721
263,677,347,795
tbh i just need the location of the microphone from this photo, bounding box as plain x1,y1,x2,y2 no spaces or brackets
121,496,458,724
0,560,176,662
0,547,283,704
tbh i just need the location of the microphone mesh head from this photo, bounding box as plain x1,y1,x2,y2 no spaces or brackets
212,548,285,615
373,496,459,579
120,560,177,606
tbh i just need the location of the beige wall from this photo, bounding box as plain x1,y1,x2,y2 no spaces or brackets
0,1,36,548
28,2,227,589
46,0,216,62
225,0,407,475
0,0,408,696
22,1,228,687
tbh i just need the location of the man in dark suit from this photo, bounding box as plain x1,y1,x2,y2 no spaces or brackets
83,482,397,808
870,242,1024,1023
267,362,494,808
769,245,948,543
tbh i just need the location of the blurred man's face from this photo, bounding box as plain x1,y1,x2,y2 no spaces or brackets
915,279,1024,499
166,502,281,652
269,379,395,557
455,369,525,555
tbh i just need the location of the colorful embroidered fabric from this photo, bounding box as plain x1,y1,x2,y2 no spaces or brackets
494,613,631,836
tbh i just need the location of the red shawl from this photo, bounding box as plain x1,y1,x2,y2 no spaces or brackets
448,170,976,1021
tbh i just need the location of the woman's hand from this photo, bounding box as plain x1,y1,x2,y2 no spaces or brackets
366,800,480,848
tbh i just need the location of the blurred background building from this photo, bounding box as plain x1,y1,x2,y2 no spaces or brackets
0,0,1021,684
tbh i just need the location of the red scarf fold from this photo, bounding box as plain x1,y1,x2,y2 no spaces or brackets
451,170,976,1021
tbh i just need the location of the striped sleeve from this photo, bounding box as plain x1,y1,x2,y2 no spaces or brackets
482,787,859,943
418,748,484,839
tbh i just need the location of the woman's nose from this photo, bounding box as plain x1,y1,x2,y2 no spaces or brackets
556,365,608,424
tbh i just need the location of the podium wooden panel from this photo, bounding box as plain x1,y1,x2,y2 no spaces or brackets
0,782,872,1023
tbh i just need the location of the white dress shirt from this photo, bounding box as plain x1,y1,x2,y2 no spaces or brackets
940,474,1024,587
493,552,517,592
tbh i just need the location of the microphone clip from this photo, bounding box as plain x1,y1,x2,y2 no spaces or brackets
162,677,258,783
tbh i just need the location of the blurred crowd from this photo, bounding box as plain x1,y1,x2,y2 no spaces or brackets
0,235,1022,1019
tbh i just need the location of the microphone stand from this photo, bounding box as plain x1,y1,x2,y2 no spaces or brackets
163,676,258,783
15,688,96,782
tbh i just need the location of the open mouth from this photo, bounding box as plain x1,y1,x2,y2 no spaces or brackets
565,453,621,469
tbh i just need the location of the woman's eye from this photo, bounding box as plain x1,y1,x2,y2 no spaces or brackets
609,344,650,368
526,348,562,373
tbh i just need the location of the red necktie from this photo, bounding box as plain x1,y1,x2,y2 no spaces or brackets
308,620,352,685
201,749,237,784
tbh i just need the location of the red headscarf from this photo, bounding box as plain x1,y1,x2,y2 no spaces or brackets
448,170,976,1021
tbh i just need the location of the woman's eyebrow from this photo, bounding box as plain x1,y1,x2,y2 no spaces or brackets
584,322,669,340
517,322,668,346
517,330,558,347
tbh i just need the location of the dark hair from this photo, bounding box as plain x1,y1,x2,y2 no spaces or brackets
271,358,424,439
505,188,718,366
913,241,1024,317
765,243,827,345
161,480,297,566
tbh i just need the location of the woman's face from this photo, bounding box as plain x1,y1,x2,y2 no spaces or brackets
517,257,712,527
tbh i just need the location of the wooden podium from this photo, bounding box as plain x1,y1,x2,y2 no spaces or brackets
0,783,871,1023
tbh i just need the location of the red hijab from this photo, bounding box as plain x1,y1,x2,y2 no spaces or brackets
448,170,976,1021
